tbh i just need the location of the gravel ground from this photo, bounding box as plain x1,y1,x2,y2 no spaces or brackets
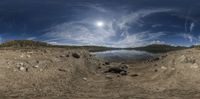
0,48,200,99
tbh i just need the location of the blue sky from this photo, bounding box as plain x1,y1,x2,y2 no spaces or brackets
0,0,200,47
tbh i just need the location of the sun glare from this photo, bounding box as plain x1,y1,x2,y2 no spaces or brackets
96,21,104,27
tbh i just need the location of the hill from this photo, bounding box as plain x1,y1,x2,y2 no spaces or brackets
0,40,118,52
0,40,50,48
132,44,187,53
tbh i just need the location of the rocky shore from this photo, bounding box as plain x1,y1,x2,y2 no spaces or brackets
0,48,199,99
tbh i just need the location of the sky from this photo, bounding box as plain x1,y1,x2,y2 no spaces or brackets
0,0,200,47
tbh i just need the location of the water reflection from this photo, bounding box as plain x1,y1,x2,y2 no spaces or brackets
92,50,156,62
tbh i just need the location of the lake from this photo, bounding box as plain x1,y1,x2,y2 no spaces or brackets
92,50,156,63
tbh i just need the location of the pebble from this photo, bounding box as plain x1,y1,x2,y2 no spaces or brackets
105,75,112,79
33,65,39,68
161,66,167,70
171,68,176,70
83,77,87,81
20,54,25,58
19,67,26,71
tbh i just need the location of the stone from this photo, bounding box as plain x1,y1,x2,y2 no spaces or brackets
131,74,139,77
58,68,67,72
179,55,196,64
19,67,26,71
105,75,112,79
120,65,128,70
83,77,87,81
72,53,80,58
152,57,160,61
105,67,128,75
171,68,176,70
33,65,39,68
20,54,25,58
66,55,69,57
161,66,167,70
120,71,127,76
105,62,110,65
154,69,158,72
27,55,31,58
190,63,199,69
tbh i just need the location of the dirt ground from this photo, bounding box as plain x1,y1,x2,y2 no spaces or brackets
0,48,200,99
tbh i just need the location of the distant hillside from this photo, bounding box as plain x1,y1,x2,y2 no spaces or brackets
0,40,50,48
132,44,187,53
0,40,118,51
191,45,200,49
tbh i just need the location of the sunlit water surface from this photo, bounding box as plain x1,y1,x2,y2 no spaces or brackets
92,50,157,63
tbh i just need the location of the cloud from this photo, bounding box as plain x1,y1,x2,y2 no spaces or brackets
116,8,173,30
26,37,36,40
112,32,166,47
43,8,172,47
190,22,195,33
150,40,166,45
152,24,163,28
182,33,195,42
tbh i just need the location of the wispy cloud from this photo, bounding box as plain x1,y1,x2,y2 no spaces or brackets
182,33,196,42
43,8,172,47
26,37,36,40
117,8,173,30
190,22,195,33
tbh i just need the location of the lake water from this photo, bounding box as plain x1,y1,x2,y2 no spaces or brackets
92,50,156,63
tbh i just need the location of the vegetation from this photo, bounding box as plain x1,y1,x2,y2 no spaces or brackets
0,40,50,48
191,45,200,49
0,40,117,51
132,44,188,53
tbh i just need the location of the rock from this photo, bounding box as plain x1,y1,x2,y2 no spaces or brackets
131,74,139,77
33,65,39,68
105,75,112,79
105,67,128,75
160,54,167,59
120,71,127,75
154,69,158,72
72,53,80,58
58,68,67,72
83,77,87,81
161,66,167,70
120,64,128,70
27,55,31,58
105,62,110,65
171,68,176,70
36,60,40,64
19,67,28,72
179,55,196,64
190,63,199,69
66,55,69,57
178,55,186,62
20,54,25,58
97,66,102,69
152,57,160,61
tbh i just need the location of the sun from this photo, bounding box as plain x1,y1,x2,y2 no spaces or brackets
96,21,104,27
